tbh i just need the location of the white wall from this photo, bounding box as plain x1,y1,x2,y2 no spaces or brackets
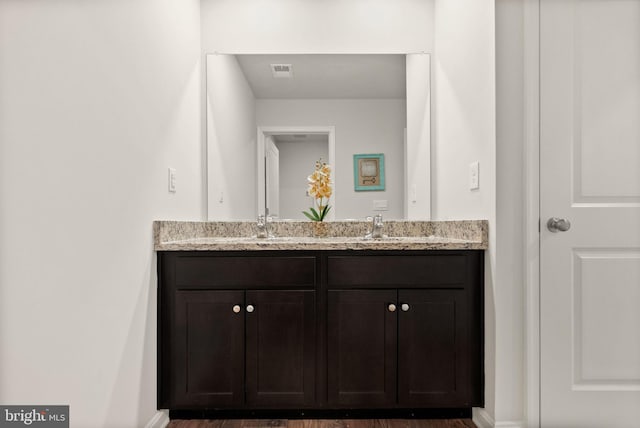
206,54,257,220
275,139,328,220
432,0,498,424
257,99,406,219
201,0,434,54
0,1,202,427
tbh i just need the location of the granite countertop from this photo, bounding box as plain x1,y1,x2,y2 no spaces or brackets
153,220,488,251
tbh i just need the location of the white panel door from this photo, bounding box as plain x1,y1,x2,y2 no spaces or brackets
540,0,640,426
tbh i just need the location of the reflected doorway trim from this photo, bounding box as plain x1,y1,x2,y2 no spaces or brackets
257,126,336,221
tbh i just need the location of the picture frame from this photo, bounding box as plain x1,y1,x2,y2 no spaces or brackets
353,153,385,191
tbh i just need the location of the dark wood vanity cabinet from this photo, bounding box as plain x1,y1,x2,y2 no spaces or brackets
327,289,477,408
158,250,483,413
158,252,317,409
326,253,483,409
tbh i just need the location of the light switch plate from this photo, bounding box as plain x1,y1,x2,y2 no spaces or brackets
168,168,176,193
469,161,479,190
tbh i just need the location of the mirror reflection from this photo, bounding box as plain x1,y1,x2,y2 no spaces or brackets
206,54,430,221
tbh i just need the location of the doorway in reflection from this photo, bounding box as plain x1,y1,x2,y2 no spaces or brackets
266,133,329,220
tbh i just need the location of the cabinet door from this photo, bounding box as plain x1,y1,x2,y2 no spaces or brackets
245,290,316,407
398,289,473,407
328,290,397,407
172,290,245,407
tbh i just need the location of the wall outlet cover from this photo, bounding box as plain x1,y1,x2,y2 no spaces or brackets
373,199,388,211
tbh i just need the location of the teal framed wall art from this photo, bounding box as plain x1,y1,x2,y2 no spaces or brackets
353,153,385,191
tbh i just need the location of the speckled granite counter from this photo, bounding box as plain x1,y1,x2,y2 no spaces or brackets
153,220,488,251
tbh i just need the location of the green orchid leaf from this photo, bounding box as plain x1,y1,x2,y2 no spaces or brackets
309,207,320,220
302,211,317,221
320,205,331,220
317,205,327,220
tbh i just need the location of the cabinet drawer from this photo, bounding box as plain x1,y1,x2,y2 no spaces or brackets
327,254,468,288
173,255,316,289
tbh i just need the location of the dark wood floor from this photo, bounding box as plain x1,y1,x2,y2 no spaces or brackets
167,420,476,428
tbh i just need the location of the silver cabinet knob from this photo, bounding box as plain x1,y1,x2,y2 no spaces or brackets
401,303,410,312
388,303,397,312
547,217,571,232
232,305,241,314
246,304,255,313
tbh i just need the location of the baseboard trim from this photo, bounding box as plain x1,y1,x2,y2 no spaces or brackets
495,422,525,428
496,422,524,428
472,408,524,428
473,408,495,428
145,410,169,428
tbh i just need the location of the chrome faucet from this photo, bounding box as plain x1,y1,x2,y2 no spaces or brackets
365,214,384,239
372,214,384,239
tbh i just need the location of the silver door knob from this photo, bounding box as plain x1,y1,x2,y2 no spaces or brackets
232,305,241,314
401,303,410,312
547,217,571,232
246,304,255,313
388,303,397,312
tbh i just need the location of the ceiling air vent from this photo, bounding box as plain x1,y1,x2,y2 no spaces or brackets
270,64,293,78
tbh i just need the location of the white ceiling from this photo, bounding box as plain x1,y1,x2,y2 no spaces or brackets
236,54,406,99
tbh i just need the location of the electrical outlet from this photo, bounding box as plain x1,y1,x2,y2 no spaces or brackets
373,200,388,211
